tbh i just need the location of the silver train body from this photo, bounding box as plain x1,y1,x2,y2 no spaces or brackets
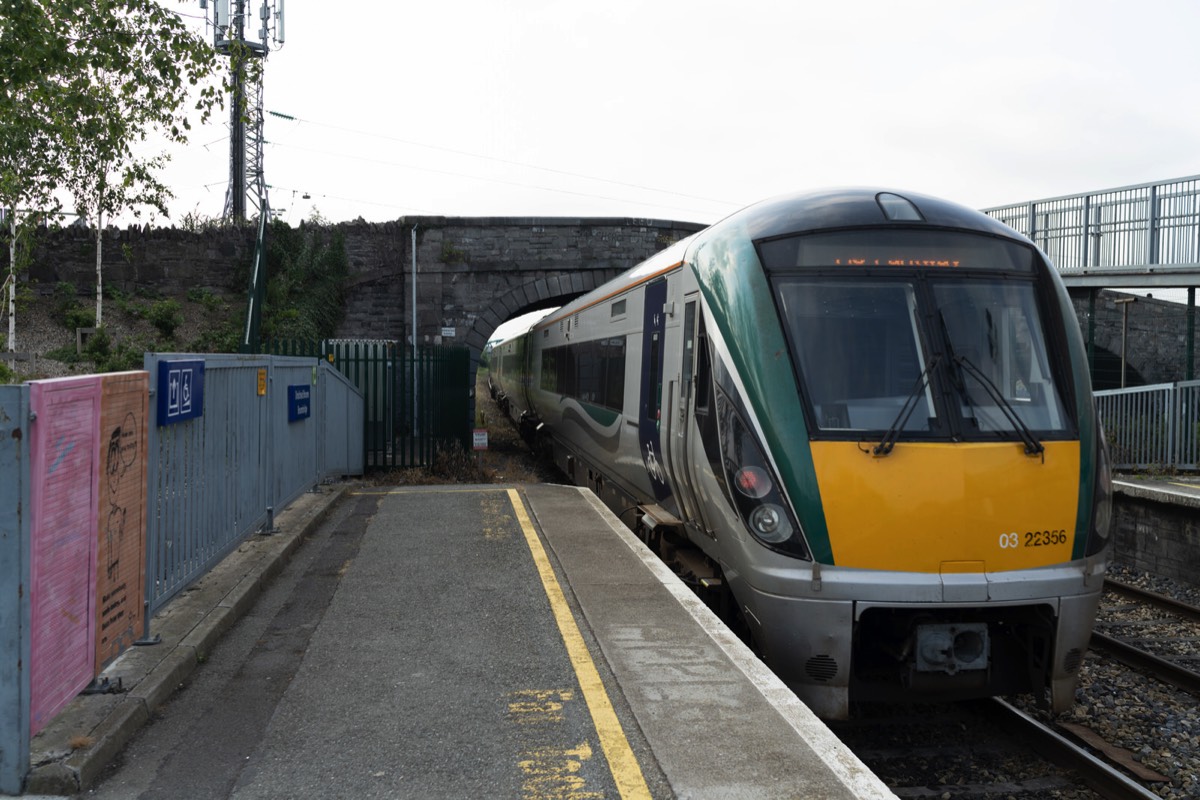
489,189,1112,719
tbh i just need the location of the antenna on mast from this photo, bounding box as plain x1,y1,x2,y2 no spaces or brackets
207,0,286,222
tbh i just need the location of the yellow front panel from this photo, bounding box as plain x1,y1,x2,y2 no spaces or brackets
810,441,1080,572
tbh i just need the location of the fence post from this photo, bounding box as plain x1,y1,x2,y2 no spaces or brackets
1167,384,1178,468
0,386,31,794
1148,183,1159,266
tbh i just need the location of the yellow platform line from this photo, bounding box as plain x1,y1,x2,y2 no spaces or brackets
507,488,652,800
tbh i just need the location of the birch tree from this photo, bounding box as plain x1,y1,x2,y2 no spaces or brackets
1,0,225,335
0,0,70,350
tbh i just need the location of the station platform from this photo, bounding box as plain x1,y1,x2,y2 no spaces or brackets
1114,475,1200,507
25,482,893,799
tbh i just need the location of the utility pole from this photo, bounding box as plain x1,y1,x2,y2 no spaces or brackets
203,0,285,222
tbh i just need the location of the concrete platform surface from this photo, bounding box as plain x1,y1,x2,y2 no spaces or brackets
20,482,894,799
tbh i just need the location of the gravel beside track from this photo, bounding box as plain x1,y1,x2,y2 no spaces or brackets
1012,563,1200,799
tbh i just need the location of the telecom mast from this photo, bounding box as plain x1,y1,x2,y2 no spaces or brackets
202,0,286,221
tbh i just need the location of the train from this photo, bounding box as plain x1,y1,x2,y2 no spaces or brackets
488,188,1112,719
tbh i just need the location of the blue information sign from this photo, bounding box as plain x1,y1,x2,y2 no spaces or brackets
156,359,205,426
287,384,312,422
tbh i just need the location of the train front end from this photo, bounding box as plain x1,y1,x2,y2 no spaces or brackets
687,189,1112,719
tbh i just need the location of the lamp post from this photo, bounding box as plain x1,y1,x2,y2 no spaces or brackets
1114,296,1137,388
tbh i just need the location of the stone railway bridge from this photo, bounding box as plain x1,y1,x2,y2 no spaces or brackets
331,215,705,429
334,216,703,378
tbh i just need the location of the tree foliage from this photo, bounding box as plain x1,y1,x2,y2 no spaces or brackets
0,0,232,336
263,220,350,342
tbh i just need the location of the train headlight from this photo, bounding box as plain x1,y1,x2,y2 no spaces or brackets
717,393,810,559
750,504,793,542
1085,423,1114,557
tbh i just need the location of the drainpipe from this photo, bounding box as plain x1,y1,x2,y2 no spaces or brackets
1188,288,1195,381
411,224,419,437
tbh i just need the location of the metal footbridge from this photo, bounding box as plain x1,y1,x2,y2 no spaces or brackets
984,174,1200,289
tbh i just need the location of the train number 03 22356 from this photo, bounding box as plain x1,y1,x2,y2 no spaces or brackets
999,530,1068,549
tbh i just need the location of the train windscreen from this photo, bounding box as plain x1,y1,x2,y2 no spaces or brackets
765,231,1072,440
776,281,940,433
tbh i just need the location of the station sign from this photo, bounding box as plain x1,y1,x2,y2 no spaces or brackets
156,359,204,426
288,384,312,422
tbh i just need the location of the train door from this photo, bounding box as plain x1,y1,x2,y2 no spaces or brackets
667,295,710,535
638,278,672,503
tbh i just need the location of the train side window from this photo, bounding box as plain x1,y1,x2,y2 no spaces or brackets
682,301,696,402
694,317,711,416
649,331,662,421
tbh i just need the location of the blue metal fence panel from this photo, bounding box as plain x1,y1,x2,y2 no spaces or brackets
1174,381,1200,467
143,353,366,615
0,355,363,789
0,385,31,794
144,353,272,613
319,361,364,478
270,358,319,512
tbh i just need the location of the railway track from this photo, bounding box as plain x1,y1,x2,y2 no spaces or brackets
830,576,1200,799
828,698,1163,799
1093,578,1200,696
1009,571,1200,799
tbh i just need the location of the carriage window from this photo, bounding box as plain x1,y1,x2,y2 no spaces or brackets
540,338,626,411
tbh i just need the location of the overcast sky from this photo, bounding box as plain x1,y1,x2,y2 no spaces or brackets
152,0,1200,229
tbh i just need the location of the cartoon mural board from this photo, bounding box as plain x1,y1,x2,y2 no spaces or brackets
28,377,100,736
96,372,148,669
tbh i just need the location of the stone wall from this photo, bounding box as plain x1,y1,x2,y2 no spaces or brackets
14,216,701,354
1112,484,1200,586
1071,289,1200,387
22,224,254,298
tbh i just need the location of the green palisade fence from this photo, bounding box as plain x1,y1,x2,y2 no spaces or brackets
265,339,470,469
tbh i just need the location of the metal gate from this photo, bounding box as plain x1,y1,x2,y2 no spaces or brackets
266,339,471,469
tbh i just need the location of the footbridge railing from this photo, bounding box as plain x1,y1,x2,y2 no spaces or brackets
984,175,1200,286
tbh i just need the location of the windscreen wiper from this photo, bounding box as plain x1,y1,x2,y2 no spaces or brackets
937,311,970,406
872,355,941,457
954,356,1045,459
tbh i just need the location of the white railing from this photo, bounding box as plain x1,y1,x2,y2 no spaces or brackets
1095,379,1200,469
984,176,1200,277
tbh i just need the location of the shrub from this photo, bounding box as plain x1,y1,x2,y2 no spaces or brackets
53,282,79,317
186,287,224,313
65,306,96,330
148,299,183,339
189,321,241,353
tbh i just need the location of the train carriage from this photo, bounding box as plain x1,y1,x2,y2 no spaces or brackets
490,188,1112,719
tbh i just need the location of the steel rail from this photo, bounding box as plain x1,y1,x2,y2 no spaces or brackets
1104,577,1200,624
980,698,1162,800
1090,631,1200,696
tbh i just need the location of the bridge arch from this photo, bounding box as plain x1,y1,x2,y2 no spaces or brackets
463,267,623,419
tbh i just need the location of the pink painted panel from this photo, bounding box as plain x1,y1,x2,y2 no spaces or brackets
96,372,149,669
29,376,101,736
